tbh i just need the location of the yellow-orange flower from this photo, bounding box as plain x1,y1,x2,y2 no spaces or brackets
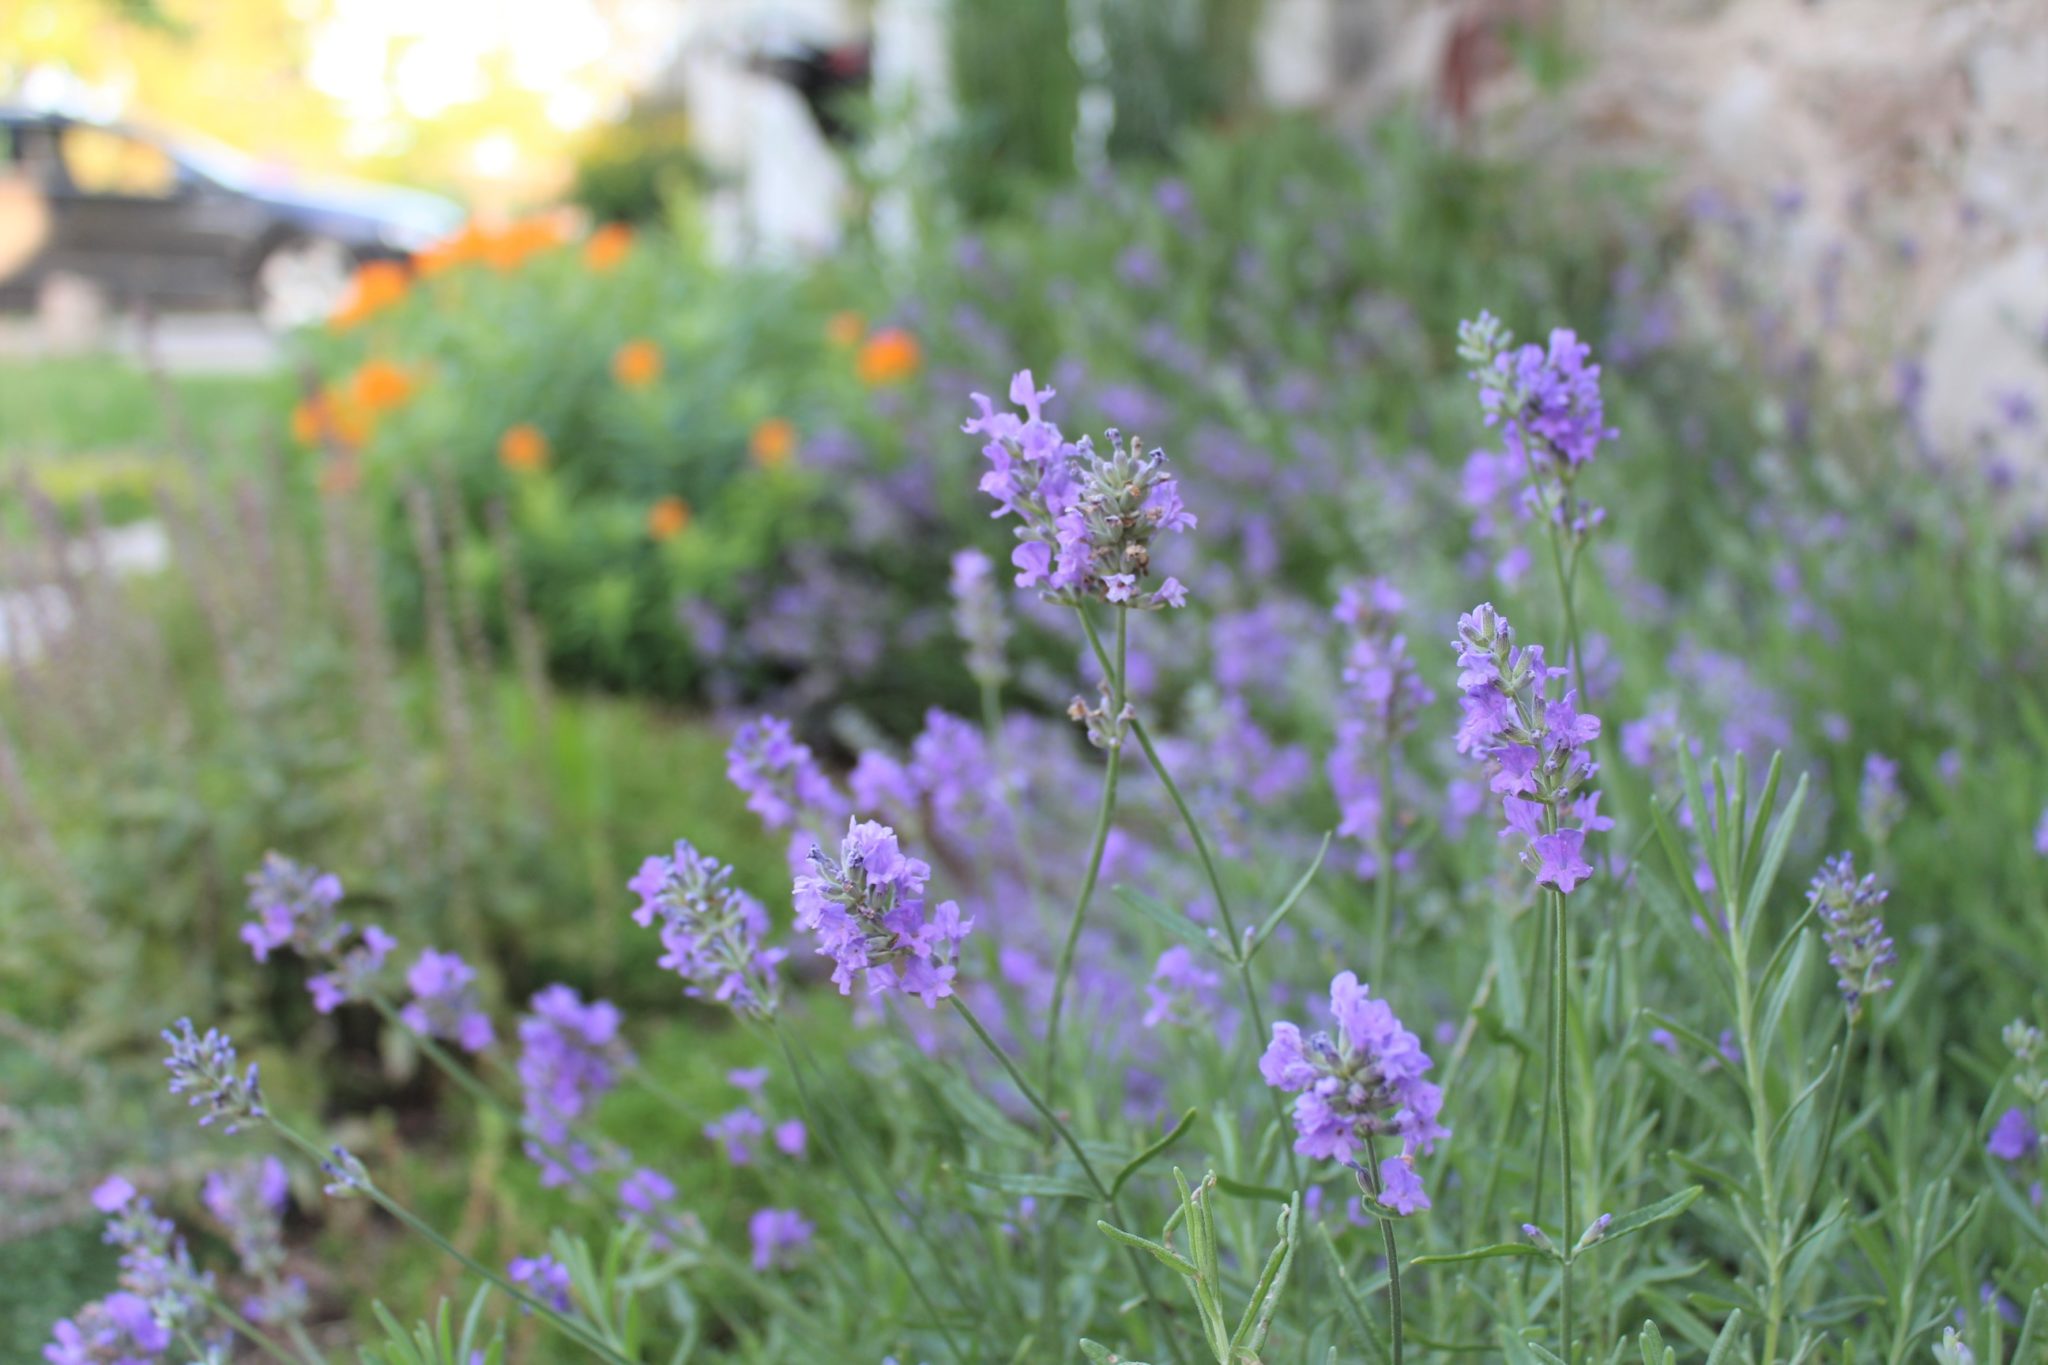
414,222,491,277
484,216,570,272
856,327,921,386
825,311,864,347
290,391,370,448
498,423,550,473
647,495,691,541
585,223,634,272
749,418,797,469
613,339,662,389
350,359,416,415
329,259,411,329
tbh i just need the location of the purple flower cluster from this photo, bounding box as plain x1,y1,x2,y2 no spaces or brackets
93,1176,209,1325
517,985,631,1188
1457,313,1616,544
1858,753,1904,847
629,838,784,1015
1327,579,1435,877
399,949,495,1053
726,716,840,830
1260,972,1447,1213
747,1207,815,1271
200,1156,289,1283
793,820,973,1007
965,370,1192,609
241,855,394,1014
43,1293,171,1365
508,1254,573,1313
616,1167,695,1250
850,709,1004,845
1453,604,1605,893
949,547,1010,687
1142,946,1222,1029
163,1019,265,1133
1807,854,1897,1021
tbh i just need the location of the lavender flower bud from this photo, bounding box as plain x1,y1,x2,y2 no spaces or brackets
320,1146,369,1198
1807,854,1897,1021
1572,1212,1614,1254
629,839,785,1017
162,1019,266,1133
1858,753,1904,847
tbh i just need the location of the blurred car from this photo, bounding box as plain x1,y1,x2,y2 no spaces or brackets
0,107,462,328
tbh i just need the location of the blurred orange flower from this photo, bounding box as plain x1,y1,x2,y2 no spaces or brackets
856,328,921,386
414,222,491,277
613,339,662,389
350,359,417,415
647,495,691,541
329,259,410,329
749,418,797,469
585,223,634,272
499,423,550,473
825,311,864,347
485,216,570,272
291,391,371,448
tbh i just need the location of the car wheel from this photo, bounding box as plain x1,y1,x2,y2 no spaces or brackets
252,235,355,332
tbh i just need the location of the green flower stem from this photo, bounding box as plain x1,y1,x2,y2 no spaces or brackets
1799,1020,1857,1224
1043,603,1127,1104
771,1023,971,1363
267,1120,637,1365
949,995,1185,1364
1541,501,1590,707
363,994,524,1130
1549,887,1575,1363
1372,742,1398,973
1081,610,1303,1187
1362,1139,1405,1365
196,1286,311,1365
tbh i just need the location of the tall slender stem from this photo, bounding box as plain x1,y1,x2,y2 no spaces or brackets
1799,1022,1857,1224
772,1024,970,1363
1372,741,1397,972
267,1121,636,1365
1550,888,1575,1363
197,1287,310,1365
949,995,1185,1364
1542,509,1589,707
1042,604,1126,1104
1363,1139,1405,1365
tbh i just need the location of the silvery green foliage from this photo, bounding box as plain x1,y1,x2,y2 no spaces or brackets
1090,1170,1301,1365
359,1291,504,1365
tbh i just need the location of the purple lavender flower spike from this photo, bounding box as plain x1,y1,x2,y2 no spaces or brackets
202,1156,290,1283
1142,946,1222,1029
629,838,784,1016
508,1255,573,1313
1858,753,1904,847
1807,854,1897,1022
399,949,495,1053
163,1018,265,1133
306,924,396,1014
1260,971,1447,1210
726,716,841,829
792,819,974,1007
43,1292,173,1364
1453,603,1603,892
705,1108,767,1165
966,370,1195,609
949,547,1011,687
241,852,345,962
1989,1108,2040,1163
1457,313,1616,545
517,985,631,1187
748,1207,816,1271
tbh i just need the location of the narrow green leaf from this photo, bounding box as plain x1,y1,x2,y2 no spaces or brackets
1596,1186,1703,1249
1095,1219,1199,1276
1704,1309,1746,1364
1212,1173,1293,1203
1110,1107,1199,1201
1739,771,1809,931
1410,1241,1554,1267
1113,884,1231,957
1638,1320,1669,1365
1246,831,1332,958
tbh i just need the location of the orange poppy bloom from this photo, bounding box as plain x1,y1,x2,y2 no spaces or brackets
749,418,797,469
350,359,416,415
856,327,921,386
613,339,662,389
825,311,864,347
499,423,550,473
585,223,634,272
329,259,411,329
647,495,691,541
